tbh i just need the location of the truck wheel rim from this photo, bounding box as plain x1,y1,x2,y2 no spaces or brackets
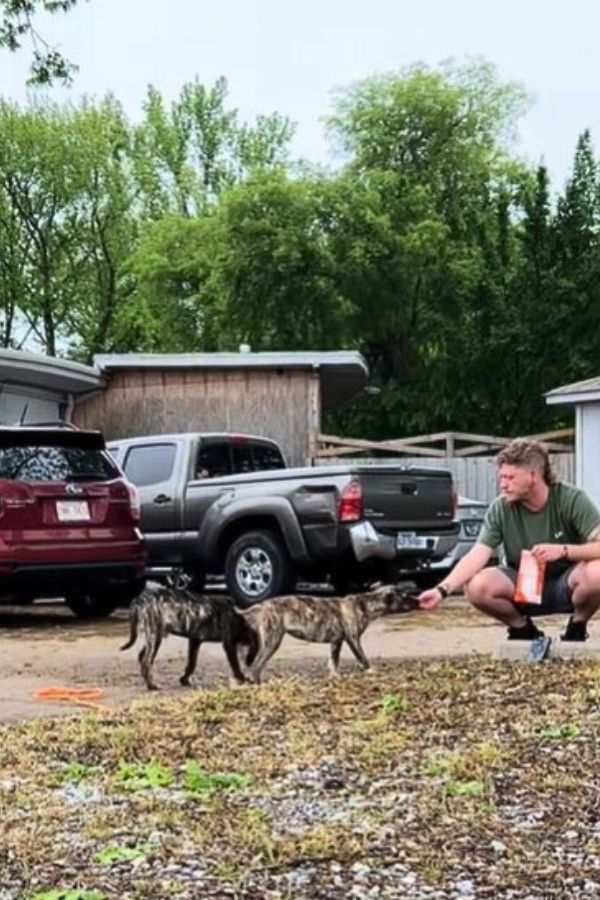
236,547,273,598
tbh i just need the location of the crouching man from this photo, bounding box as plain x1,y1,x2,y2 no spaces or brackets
418,439,600,642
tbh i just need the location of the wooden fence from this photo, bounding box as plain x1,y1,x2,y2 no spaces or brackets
317,454,574,504
314,429,575,503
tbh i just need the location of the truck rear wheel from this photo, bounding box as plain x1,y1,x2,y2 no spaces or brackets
224,530,295,606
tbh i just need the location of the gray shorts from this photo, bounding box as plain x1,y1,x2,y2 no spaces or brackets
499,565,575,617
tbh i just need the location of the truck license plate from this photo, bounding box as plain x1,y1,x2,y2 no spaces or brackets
463,521,482,537
396,532,429,550
56,500,90,522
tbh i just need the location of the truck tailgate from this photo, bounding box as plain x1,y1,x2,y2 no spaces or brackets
358,467,455,531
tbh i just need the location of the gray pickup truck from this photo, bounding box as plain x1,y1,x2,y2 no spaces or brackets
108,432,459,605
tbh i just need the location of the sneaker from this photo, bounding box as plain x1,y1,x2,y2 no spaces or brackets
507,618,545,641
560,616,588,642
526,635,552,662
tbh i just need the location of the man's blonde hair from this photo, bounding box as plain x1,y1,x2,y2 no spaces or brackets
496,438,558,485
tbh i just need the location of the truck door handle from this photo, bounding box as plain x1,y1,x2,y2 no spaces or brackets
153,493,172,505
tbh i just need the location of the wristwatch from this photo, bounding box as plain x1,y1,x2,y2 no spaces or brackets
436,584,451,599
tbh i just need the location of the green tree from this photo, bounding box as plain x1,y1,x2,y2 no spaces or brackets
133,78,294,218
325,60,531,437
551,129,600,385
0,97,137,359
0,0,80,84
124,215,218,351
128,170,355,353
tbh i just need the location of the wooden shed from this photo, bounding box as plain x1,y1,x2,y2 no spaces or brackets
72,351,368,466
546,375,600,508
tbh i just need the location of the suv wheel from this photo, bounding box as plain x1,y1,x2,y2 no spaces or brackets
224,530,295,606
65,591,119,619
111,578,147,606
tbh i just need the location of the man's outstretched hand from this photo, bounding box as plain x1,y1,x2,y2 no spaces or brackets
418,588,443,610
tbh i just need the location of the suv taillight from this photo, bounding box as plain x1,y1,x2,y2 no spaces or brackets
127,482,141,523
338,481,363,522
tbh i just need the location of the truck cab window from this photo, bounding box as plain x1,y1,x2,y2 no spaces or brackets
252,443,285,470
231,443,254,474
123,444,176,487
195,443,232,479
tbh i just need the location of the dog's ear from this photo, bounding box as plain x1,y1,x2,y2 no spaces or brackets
368,583,396,603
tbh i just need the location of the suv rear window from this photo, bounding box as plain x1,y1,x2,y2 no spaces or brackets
0,445,117,482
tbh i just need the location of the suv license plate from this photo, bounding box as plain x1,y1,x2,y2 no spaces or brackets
57,500,90,522
396,532,429,550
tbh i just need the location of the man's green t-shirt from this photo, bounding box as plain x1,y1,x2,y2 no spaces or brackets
478,482,600,573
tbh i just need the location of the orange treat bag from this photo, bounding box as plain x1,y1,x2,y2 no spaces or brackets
514,549,545,605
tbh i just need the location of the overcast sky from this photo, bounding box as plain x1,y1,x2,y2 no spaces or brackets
0,0,597,191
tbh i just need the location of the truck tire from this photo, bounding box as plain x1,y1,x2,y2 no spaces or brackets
224,530,295,606
65,591,119,619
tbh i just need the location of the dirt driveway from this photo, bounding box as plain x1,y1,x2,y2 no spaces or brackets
0,598,591,722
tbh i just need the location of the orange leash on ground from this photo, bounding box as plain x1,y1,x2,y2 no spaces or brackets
33,686,115,714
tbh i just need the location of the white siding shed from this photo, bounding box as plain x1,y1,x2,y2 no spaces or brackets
546,376,600,508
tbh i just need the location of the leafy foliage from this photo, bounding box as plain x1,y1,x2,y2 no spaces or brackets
0,62,600,436
114,758,174,790
183,760,253,793
0,0,80,84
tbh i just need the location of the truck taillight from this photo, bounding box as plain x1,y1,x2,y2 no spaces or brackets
339,481,363,522
127,482,141,523
452,486,458,518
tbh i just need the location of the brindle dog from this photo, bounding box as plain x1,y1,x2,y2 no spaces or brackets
121,583,258,690
237,584,418,683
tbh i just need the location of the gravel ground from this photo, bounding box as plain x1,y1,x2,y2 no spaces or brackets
0,653,599,899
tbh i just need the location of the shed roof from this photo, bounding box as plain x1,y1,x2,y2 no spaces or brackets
93,351,369,407
545,375,600,406
0,349,104,396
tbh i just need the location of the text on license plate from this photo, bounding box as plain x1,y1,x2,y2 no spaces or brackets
396,532,429,550
462,521,482,537
56,500,90,522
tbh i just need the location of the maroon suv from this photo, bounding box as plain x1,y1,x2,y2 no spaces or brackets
0,425,146,617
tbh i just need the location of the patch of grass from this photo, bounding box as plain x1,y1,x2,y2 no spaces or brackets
379,693,411,714
424,742,508,780
183,760,252,794
216,806,277,867
52,761,99,785
114,759,175,790
539,723,581,741
30,892,105,900
93,843,150,865
277,822,369,865
442,779,486,798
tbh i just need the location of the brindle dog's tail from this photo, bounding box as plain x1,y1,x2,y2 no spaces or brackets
120,599,140,651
